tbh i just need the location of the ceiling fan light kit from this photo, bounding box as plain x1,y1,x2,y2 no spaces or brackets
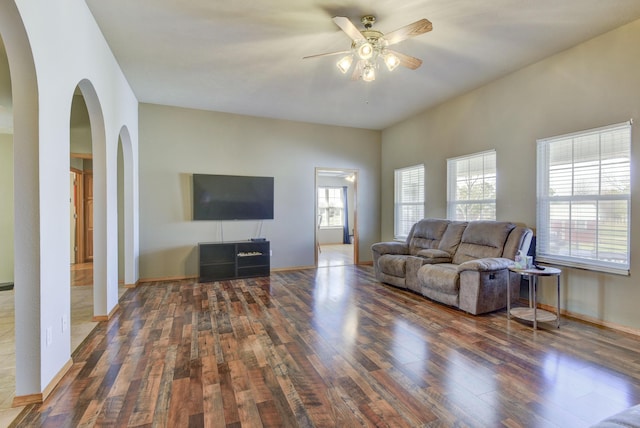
337,55,353,73
362,63,376,82
305,15,432,83
384,53,400,71
356,40,374,60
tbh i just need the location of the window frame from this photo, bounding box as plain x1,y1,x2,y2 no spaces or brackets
536,121,631,275
394,164,425,240
317,186,344,229
447,149,497,221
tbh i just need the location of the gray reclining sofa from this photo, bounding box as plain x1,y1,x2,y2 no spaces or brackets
371,218,533,315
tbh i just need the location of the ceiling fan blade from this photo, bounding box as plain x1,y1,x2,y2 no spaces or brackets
387,49,423,70
384,18,433,46
303,50,350,59
332,16,365,42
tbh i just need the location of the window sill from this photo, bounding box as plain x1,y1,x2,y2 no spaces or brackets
536,256,629,276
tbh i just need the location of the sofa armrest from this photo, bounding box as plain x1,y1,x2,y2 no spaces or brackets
371,241,410,256
457,257,514,272
415,248,453,264
372,242,410,279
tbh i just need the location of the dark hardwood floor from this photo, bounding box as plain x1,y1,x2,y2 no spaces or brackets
13,265,640,427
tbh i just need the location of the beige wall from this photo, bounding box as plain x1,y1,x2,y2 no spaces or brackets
381,19,640,329
139,103,381,279
70,94,92,155
0,133,12,283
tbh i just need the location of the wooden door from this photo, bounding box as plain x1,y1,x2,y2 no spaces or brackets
70,171,78,263
84,172,93,261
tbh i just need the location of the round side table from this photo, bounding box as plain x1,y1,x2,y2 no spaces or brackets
507,266,562,330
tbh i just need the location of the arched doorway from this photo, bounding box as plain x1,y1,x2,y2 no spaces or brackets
0,0,42,408
74,80,115,320
118,126,137,287
0,30,18,424
73,81,136,323
69,89,96,351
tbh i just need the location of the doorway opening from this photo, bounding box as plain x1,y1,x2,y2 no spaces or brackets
315,168,358,267
69,89,95,352
0,31,16,420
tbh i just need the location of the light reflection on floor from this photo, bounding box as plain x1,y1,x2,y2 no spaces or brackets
541,352,633,423
392,319,429,365
312,266,359,358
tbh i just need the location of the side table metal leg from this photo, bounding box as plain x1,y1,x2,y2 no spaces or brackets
556,275,561,328
532,276,537,330
507,273,511,320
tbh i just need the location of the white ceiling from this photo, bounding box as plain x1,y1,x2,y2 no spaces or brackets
7,1,640,131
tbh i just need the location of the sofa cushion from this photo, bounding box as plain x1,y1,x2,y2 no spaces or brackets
378,254,408,277
452,221,515,264
416,249,453,263
418,263,460,295
438,221,467,254
409,219,450,255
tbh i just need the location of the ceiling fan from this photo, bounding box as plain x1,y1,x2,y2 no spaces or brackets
304,15,432,82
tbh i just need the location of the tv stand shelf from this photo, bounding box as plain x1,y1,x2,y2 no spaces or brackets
198,241,270,282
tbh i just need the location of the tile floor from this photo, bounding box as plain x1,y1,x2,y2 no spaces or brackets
317,243,354,267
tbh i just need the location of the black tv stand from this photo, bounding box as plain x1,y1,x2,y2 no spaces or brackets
198,241,270,282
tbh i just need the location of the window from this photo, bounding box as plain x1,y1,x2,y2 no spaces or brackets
394,164,424,239
447,150,496,220
318,187,344,227
537,121,631,275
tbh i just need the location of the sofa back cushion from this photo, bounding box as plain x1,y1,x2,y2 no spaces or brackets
452,221,515,264
438,221,467,255
409,219,450,255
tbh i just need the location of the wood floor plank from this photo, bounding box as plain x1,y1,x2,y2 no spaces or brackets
166,377,190,427
95,395,125,426
126,358,163,426
255,399,284,427
324,384,371,427
151,344,177,427
235,389,263,427
14,268,640,427
77,399,102,428
217,362,240,426
114,378,141,426
202,383,226,428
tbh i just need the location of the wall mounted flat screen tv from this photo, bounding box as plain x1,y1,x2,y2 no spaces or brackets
193,174,274,220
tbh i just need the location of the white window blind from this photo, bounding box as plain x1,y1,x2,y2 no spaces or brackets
536,121,631,275
394,165,424,239
318,187,344,228
447,150,496,221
